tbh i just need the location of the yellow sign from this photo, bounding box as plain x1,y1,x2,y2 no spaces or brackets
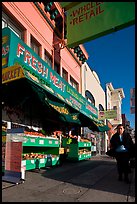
2,65,25,84
2,58,8,67
2,35,8,45
2,136,6,143
98,110,117,120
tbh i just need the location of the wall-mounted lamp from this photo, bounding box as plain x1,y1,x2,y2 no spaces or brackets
53,39,66,49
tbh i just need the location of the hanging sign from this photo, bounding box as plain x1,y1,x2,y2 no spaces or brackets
98,110,117,120
66,2,135,47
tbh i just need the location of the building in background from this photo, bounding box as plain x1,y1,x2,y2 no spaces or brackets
81,62,107,154
106,82,125,144
122,113,130,128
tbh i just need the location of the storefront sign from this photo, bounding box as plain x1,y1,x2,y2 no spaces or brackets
98,110,117,120
2,65,25,84
66,2,135,47
48,98,81,124
2,27,98,121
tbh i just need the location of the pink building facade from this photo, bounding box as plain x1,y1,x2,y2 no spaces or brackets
2,2,88,93
2,2,110,133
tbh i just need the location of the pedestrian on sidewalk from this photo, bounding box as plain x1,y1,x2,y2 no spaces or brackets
109,124,134,184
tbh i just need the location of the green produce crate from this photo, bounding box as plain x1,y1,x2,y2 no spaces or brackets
23,136,59,147
45,155,60,167
52,156,60,166
78,142,91,147
78,153,92,160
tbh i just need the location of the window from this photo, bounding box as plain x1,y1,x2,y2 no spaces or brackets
85,90,95,106
99,104,104,111
31,36,40,55
62,68,68,82
2,11,22,39
44,50,52,67
70,76,79,91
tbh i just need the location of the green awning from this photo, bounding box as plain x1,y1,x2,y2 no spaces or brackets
46,98,81,125
30,81,81,125
22,78,110,131
2,27,110,132
89,121,110,132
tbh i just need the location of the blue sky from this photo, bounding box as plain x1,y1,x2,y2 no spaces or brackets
84,25,135,128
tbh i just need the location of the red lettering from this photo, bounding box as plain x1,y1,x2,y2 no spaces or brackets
2,46,9,56
90,9,95,17
89,2,95,9
72,8,81,17
84,12,90,20
79,15,84,23
10,70,14,79
24,50,32,66
72,18,78,25
17,44,25,58
96,5,104,15
42,66,48,78
32,56,38,70
38,62,43,74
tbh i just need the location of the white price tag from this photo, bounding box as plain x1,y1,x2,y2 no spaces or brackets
30,139,35,143
40,159,44,163
49,140,52,144
84,143,86,146
55,141,58,144
39,140,44,145
31,160,34,164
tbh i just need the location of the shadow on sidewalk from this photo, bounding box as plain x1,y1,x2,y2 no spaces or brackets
37,156,133,196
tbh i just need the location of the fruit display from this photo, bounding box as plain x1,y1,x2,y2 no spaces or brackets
22,153,46,160
78,148,91,155
62,137,92,161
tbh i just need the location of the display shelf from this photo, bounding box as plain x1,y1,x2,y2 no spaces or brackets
78,141,91,148
22,135,60,170
62,138,92,161
23,136,59,147
22,155,60,170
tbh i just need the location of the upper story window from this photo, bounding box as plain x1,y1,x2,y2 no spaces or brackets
70,76,79,92
85,90,95,106
31,36,40,56
44,50,52,67
62,68,68,82
113,106,117,110
99,104,104,111
2,11,22,39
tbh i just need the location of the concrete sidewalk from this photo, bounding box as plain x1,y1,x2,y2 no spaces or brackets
2,155,135,202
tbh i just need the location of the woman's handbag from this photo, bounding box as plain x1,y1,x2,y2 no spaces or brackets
106,148,116,157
